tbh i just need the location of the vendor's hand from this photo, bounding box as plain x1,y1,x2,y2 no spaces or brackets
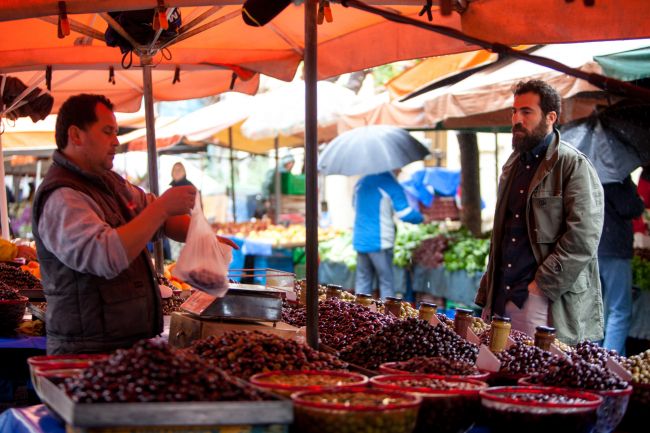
217,235,239,250
528,280,544,296
158,186,196,216
16,245,37,261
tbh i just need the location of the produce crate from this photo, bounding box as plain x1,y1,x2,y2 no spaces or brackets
38,376,292,433
281,172,305,195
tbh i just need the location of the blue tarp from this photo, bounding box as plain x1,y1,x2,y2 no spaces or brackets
402,167,461,207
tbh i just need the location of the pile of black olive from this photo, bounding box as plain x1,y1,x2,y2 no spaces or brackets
496,343,559,375
0,263,42,292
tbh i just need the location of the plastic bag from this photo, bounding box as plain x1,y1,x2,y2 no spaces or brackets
173,195,232,297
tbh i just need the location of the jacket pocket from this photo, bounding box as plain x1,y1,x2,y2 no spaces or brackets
99,278,152,338
532,196,563,243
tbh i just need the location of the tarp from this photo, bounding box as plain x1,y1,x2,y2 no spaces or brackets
595,47,650,82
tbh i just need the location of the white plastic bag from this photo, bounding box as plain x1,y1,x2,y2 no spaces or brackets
173,195,232,297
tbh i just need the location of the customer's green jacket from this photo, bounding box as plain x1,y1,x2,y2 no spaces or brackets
476,129,605,345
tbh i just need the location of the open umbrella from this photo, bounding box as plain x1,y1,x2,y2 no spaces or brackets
318,125,429,176
562,102,650,184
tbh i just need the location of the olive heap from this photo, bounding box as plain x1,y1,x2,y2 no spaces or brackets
282,298,396,350
496,343,559,376
339,318,479,370
162,296,185,315
187,331,348,378
63,339,266,403
623,349,650,384
470,317,490,335
390,356,480,376
527,356,628,391
436,313,455,328
509,393,591,404
572,340,626,368
0,263,42,292
394,376,483,391
0,283,22,300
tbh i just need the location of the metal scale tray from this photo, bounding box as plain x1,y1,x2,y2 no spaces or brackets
180,283,284,322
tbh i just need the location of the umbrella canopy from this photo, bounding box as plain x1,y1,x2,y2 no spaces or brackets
318,125,429,176
562,102,650,184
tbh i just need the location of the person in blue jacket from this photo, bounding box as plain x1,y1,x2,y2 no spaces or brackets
353,170,423,298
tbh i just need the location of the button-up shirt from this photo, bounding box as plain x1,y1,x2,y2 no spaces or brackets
493,133,553,315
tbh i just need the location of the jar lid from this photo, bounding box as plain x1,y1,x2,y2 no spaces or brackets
356,293,372,299
384,296,402,302
326,284,342,290
455,308,474,316
420,302,437,309
492,315,511,323
535,325,556,334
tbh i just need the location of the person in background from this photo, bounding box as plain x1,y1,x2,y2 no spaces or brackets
170,162,195,188
476,79,605,345
0,239,37,261
598,176,645,355
258,154,295,219
32,94,235,354
353,170,423,299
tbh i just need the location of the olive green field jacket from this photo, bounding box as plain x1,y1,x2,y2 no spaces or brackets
476,130,605,345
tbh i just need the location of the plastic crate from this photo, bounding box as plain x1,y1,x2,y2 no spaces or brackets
281,172,306,195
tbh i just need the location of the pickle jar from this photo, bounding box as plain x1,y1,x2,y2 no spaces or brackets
299,279,307,305
384,296,403,318
325,284,343,300
418,302,438,322
454,308,474,339
355,293,374,307
489,315,512,353
534,326,556,351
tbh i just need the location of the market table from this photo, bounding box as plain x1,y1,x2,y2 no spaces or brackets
0,404,492,433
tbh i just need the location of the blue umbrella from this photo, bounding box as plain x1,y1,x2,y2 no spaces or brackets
318,125,430,176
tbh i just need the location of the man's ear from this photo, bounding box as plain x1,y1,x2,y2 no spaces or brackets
68,125,82,147
546,110,558,125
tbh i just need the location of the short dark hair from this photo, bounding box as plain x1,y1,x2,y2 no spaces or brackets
513,80,561,124
55,94,114,150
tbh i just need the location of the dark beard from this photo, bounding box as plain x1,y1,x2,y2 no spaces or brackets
512,120,549,153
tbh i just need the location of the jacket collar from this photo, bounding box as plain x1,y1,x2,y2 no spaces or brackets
52,150,115,194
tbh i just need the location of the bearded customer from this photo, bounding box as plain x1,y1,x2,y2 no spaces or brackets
475,80,605,345
32,94,235,354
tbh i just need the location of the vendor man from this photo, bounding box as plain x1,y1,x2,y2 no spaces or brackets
32,94,226,354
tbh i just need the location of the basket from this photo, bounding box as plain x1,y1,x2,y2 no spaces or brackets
0,296,28,335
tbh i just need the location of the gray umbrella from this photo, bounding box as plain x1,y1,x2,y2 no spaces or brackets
318,125,430,176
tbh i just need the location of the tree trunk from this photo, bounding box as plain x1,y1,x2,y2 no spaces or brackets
457,132,482,236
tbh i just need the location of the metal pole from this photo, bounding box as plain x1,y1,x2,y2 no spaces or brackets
141,55,164,274
304,0,319,349
0,130,9,240
35,159,43,189
228,127,237,222
493,131,499,193
274,136,281,224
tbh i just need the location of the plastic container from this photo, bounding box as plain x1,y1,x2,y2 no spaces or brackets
370,374,487,433
480,386,602,433
0,296,28,335
281,172,306,195
28,354,107,395
489,315,511,353
518,376,632,433
379,362,490,382
249,370,368,397
619,381,650,433
292,388,421,433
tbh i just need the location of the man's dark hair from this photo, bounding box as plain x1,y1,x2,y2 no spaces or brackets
55,94,114,150
513,80,562,125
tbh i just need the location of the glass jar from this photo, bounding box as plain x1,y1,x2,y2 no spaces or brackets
325,284,342,300
534,326,556,351
454,308,474,339
418,302,438,322
384,296,403,318
355,293,374,307
489,315,512,353
299,279,307,305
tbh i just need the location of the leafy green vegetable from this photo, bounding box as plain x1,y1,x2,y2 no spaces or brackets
319,232,357,271
632,255,650,292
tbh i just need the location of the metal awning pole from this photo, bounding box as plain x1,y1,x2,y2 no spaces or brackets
142,55,164,274
0,130,9,240
304,0,319,349
228,127,237,222
274,136,281,224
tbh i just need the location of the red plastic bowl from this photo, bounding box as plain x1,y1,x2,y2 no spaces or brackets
28,354,108,368
379,362,490,381
249,370,368,397
0,296,29,335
